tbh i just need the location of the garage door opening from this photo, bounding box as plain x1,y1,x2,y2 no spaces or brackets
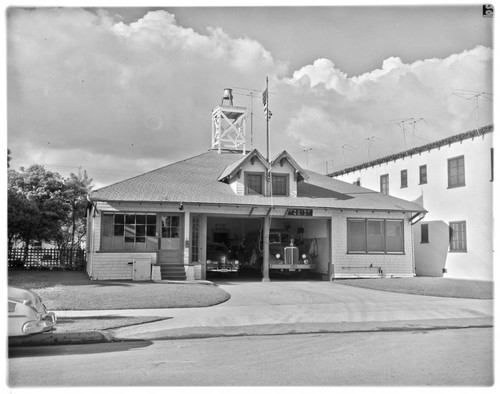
205,215,330,281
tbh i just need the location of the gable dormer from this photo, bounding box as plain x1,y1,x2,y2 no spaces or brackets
218,149,309,198
269,150,309,198
218,149,270,196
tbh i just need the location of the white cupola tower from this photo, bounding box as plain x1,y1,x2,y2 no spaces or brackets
212,88,247,154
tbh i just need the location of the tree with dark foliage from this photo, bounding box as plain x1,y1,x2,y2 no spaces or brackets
7,154,93,266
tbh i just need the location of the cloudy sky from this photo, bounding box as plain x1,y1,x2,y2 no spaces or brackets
6,3,493,189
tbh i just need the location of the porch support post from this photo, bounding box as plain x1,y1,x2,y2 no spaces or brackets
199,214,207,280
262,214,271,282
328,217,335,281
183,211,191,266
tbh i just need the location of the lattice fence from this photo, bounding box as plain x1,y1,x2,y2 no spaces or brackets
8,248,86,270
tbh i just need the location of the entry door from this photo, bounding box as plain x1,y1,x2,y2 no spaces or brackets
158,214,183,264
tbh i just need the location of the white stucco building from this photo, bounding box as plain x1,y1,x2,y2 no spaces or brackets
331,125,494,281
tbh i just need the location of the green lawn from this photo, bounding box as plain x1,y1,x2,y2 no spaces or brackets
8,270,231,310
335,277,493,299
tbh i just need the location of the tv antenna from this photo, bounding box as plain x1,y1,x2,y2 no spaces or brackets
295,145,322,169
452,89,493,131
396,118,424,149
342,144,357,165
325,159,335,175
365,136,381,161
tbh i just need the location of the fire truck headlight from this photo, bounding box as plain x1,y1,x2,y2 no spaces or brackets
302,254,307,259
276,254,281,259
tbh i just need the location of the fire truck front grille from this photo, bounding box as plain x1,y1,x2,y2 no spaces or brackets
284,247,299,265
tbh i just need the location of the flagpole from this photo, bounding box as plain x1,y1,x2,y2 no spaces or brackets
266,76,270,161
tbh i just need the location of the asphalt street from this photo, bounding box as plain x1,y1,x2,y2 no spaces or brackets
8,327,493,386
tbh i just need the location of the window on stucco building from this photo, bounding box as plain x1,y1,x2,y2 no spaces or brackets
449,221,467,252
401,169,408,188
419,165,427,184
380,174,389,195
421,223,429,243
448,155,465,188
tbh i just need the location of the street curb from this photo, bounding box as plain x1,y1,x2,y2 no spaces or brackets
8,330,114,347
9,317,493,346
111,317,494,341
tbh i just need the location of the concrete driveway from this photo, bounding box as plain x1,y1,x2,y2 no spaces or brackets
99,279,493,340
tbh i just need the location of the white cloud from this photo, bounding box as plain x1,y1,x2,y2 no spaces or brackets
7,8,493,182
277,46,492,169
8,8,287,183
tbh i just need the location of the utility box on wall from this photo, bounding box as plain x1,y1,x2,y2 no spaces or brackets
133,258,152,281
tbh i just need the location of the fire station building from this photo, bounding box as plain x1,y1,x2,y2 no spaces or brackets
86,91,426,282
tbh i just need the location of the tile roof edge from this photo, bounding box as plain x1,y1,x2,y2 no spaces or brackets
328,124,494,177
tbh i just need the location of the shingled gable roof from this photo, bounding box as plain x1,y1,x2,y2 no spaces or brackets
270,150,309,182
217,148,269,182
90,149,425,213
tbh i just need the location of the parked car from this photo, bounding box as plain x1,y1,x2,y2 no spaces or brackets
8,286,57,337
206,243,240,275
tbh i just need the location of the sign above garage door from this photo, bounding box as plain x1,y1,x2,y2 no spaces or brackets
286,208,313,216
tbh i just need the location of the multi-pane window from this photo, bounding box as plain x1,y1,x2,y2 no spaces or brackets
102,213,157,250
272,174,288,196
161,215,181,250
449,221,467,252
367,220,385,252
347,218,404,254
380,174,389,195
346,219,366,253
421,223,429,243
401,170,408,188
385,220,405,253
245,173,264,195
161,215,180,238
448,155,465,188
419,165,427,184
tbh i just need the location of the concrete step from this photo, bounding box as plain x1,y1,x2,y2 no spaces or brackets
160,264,186,280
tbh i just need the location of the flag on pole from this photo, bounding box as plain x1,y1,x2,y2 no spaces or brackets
262,88,272,120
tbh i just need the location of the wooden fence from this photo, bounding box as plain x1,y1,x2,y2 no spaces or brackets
8,248,86,270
